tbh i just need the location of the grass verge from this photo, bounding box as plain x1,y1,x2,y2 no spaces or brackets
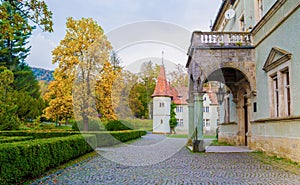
209,140,232,146
167,134,188,138
249,151,300,175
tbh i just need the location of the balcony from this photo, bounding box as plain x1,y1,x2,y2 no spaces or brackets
190,31,253,49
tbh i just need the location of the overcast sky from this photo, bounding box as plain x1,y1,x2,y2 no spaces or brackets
27,0,223,70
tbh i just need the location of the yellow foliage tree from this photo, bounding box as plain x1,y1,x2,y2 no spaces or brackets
50,17,114,131
95,61,120,121
43,69,73,125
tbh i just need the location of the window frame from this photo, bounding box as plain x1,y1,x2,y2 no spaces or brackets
268,65,292,118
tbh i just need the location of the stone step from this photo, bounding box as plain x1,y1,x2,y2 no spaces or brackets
205,146,253,153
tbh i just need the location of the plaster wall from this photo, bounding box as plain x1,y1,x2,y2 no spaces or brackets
219,93,237,124
153,97,171,133
254,7,300,120
175,104,188,134
203,94,219,135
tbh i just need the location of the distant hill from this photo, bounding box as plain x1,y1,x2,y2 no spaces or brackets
31,67,54,82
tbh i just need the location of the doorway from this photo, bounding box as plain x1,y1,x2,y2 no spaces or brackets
243,94,248,146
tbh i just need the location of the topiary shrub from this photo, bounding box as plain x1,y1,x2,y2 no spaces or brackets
0,131,79,138
103,120,132,131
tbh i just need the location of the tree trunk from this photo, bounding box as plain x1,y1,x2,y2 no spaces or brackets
83,116,88,131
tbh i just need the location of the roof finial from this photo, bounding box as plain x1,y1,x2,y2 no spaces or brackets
162,51,164,66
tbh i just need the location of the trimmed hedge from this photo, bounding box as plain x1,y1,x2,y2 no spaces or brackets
84,130,147,147
103,120,132,131
0,136,33,143
0,130,79,139
0,134,96,184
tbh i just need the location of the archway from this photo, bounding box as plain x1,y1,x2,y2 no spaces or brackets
205,67,252,146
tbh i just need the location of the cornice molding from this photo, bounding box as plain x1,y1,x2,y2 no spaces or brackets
263,47,292,72
251,0,287,34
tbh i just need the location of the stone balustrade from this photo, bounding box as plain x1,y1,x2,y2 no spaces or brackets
191,31,253,47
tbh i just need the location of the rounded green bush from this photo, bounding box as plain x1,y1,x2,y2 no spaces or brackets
103,120,132,131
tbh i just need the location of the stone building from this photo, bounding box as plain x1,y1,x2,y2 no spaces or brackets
186,0,300,162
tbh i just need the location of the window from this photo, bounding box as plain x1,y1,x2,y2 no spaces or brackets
255,0,263,22
159,102,164,108
204,119,210,127
177,119,183,127
160,119,163,124
203,106,210,112
206,119,210,127
180,119,183,127
239,15,245,31
269,69,291,118
176,106,183,113
283,70,291,116
263,47,292,118
272,74,279,117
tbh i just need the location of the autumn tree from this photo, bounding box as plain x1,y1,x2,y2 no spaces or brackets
43,69,73,125
169,64,188,87
113,70,139,119
95,61,120,121
128,61,159,119
51,17,112,131
0,0,53,32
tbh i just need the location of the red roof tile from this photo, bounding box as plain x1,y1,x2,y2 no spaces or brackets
172,87,188,105
152,66,173,97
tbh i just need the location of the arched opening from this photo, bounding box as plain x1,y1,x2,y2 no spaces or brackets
204,67,252,146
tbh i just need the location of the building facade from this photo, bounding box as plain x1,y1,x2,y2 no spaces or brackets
187,0,300,161
152,65,190,134
203,91,219,136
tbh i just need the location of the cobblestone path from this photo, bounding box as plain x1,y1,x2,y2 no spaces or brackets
32,134,300,185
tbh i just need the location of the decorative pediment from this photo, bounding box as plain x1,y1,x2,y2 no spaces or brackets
263,47,292,72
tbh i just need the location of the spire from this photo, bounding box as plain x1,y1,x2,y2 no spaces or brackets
162,51,164,66
152,65,173,97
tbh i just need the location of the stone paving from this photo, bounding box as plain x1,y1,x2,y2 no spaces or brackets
32,134,300,185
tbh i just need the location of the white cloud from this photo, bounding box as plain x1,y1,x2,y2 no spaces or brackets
29,0,223,70
27,33,57,70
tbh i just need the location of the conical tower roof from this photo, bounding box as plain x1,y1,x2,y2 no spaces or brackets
152,65,173,97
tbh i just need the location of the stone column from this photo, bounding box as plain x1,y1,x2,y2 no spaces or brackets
188,100,194,140
193,92,205,152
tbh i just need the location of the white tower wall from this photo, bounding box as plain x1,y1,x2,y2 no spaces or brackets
153,96,171,133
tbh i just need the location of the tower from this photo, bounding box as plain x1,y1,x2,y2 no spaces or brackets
152,63,172,133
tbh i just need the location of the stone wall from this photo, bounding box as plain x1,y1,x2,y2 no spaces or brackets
250,136,300,163
250,119,300,163
218,123,238,145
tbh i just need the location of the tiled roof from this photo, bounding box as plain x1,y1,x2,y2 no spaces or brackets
152,65,173,97
203,85,219,105
172,87,188,105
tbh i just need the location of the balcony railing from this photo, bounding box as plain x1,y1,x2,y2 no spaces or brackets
191,32,253,48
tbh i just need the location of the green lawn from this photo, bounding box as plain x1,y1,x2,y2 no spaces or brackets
167,134,188,138
121,118,152,131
